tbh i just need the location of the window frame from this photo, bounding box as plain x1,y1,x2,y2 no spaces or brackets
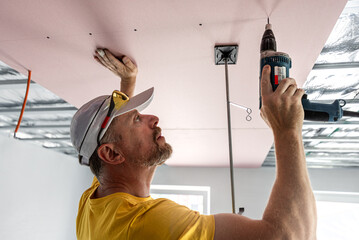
150,185,211,215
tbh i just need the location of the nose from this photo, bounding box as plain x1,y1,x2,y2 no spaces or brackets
147,115,159,128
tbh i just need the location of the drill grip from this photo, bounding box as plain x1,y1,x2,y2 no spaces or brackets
302,97,343,122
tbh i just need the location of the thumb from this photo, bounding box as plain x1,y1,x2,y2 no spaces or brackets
261,65,272,97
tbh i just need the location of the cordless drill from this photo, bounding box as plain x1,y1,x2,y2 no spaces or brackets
259,21,354,122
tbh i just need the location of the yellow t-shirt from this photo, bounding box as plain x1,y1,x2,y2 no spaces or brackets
76,177,215,239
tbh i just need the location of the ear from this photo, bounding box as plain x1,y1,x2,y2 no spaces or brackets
97,143,125,165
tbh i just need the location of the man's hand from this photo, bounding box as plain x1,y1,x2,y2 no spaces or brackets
260,65,305,134
95,49,138,81
95,48,137,97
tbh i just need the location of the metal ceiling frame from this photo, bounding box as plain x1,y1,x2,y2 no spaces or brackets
0,107,77,114
313,62,359,70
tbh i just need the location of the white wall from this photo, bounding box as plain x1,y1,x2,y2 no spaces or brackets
152,165,359,219
0,134,93,240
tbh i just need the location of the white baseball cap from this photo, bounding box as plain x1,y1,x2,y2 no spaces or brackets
70,87,154,166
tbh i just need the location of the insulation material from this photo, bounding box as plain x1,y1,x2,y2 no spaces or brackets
0,61,75,109
304,68,359,100
315,1,359,63
0,60,76,155
304,1,359,101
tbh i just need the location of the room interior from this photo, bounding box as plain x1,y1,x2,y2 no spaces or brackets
0,0,358,239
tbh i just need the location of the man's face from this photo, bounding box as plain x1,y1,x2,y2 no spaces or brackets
112,110,172,167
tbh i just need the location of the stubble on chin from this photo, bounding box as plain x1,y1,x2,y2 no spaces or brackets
138,141,172,167
131,129,173,167
153,142,173,166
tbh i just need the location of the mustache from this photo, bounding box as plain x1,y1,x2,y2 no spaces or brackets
153,127,162,141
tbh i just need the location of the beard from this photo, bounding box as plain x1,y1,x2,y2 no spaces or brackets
132,127,173,167
146,142,172,167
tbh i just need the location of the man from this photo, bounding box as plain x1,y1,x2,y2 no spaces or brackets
70,49,317,239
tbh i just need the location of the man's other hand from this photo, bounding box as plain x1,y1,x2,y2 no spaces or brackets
95,48,138,83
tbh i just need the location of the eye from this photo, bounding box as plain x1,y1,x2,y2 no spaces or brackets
135,115,140,122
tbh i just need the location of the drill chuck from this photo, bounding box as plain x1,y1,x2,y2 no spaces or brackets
260,24,277,52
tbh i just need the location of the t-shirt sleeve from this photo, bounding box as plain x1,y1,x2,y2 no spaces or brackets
131,198,215,240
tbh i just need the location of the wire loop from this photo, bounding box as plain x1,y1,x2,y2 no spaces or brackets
229,102,252,121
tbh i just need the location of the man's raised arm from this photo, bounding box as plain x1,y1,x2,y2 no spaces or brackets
214,65,317,240
94,48,137,98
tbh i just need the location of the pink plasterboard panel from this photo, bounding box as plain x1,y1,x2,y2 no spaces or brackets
0,0,347,167
163,128,273,168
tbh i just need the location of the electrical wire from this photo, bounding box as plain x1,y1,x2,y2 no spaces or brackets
14,70,31,138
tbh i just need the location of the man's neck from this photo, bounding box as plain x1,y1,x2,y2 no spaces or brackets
94,164,157,199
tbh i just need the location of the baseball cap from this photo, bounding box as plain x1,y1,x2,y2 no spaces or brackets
70,87,154,166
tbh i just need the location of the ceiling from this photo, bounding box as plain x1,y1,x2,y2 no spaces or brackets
0,0,354,167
